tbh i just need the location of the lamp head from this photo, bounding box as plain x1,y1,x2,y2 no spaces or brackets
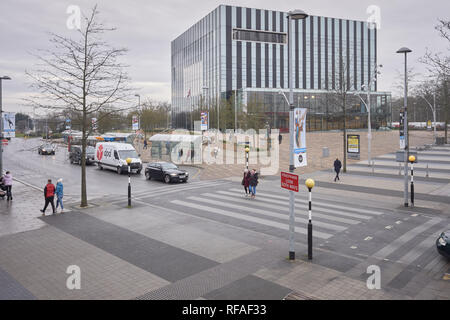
245,146,250,153
396,47,412,54
126,158,132,164
408,155,416,163
305,178,315,190
287,9,308,20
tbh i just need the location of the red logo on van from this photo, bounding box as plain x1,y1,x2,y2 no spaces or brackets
97,145,103,160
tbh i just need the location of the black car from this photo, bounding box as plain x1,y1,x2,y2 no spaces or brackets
38,143,56,155
70,146,95,165
145,162,189,183
436,230,450,258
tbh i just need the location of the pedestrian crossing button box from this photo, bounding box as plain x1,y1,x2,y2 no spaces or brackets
396,150,418,163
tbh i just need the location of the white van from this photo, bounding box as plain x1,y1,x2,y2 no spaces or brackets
95,142,143,174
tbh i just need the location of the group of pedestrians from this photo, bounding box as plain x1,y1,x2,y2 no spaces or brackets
242,169,259,199
40,178,64,215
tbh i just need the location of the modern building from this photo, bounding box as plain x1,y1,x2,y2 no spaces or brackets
171,5,391,131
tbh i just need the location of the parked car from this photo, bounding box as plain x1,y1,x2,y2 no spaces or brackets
38,143,56,155
95,142,142,174
69,146,95,165
436,230,450,258
145,162,189,183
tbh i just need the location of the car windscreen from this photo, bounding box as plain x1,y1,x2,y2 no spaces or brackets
86,147,95,154
161,163,178,170
118,150,138,159
43,145,53,149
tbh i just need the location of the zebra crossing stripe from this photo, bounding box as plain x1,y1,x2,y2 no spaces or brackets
228,188,384,216
192,194,347,232
171,199,333,239
219,190,372,221
373,218,443,260
134,181,229,198
203,192,360,226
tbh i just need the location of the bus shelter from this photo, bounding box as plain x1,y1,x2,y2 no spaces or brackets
149,134,202,163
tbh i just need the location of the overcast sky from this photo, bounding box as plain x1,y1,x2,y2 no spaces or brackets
1,0,449,115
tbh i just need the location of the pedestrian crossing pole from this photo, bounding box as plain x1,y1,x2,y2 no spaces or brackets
126,158,132,207
305,179,315,260
409,155,415,207
245,146,250,170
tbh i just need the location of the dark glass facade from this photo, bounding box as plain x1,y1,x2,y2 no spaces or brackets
171,5,391,131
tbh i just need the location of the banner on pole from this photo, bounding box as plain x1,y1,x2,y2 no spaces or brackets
132,115,139,131
92,117,98,131
2,112,16,138
293,108,307,167
399,111,405,149
200,112,208,131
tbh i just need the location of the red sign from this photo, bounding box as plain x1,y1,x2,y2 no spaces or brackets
281,172,299,192
97,144,103,161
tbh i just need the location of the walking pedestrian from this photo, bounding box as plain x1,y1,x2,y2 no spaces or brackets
242,169,250,196
278,133,282,145
143,139,148,150
55,178,64,213
40,179,56,215
334,158,342,182
248,169,259,198
3,171,13,201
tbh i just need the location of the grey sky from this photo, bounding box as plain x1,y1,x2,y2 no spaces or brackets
1,0,449,115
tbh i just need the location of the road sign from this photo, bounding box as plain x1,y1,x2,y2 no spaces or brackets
281,172,299,192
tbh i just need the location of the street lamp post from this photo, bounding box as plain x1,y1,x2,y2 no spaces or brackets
397,47,412,207
0,76,12,176
421,92,437,144
126,158,132,207
287,9,308,261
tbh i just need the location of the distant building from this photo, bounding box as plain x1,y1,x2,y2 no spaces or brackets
171,5,391,131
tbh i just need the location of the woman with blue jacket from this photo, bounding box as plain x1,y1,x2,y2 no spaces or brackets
55,178,64,213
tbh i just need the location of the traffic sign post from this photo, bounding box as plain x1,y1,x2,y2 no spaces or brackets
281,172,299,192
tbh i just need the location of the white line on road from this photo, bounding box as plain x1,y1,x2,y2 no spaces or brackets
171,199,333,239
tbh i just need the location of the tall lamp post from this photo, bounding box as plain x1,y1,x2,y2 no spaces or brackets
421,92,437,144
397,47,412,207
287,9,308,261
0,76,12,176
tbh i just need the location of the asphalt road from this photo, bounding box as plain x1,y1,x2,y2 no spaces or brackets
2,138,200,201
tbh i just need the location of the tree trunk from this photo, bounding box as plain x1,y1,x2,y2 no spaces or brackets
81,109,88,207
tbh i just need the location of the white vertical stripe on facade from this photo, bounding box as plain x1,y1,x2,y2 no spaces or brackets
313,16,318,89
275,10,280,32
251,8,256,30
305,17,310,89
363,21,368,89
299,19,303,89
252,41,256,88
321,17,326,89
268,42,273,88
261,42,265,88
356,21,361,90
283,12,288,89
232,6,236,91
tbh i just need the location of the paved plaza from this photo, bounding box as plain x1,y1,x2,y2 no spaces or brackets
0,139,449,300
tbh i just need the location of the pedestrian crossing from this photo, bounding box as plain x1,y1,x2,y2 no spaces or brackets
165,185,390,244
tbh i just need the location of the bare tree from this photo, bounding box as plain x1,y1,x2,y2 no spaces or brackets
420,19,450,142
330,58,355,173
26,6,132,207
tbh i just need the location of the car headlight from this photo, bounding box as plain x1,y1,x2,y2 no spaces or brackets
170,173,177,176
42,149,46,152
185,172,189,176
438,237,446,246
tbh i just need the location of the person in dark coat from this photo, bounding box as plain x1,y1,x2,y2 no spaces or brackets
278,133,282,145
40,179,56,215
248,169,259,198
334,158,342,182
242,169,250,196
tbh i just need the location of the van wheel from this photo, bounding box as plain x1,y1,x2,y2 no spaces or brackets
137,169,141,174
117,167,122,174
164,175,171,184
98,164,103,170
70,158,73,164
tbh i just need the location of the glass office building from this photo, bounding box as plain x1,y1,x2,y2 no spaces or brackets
171,5,392,131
